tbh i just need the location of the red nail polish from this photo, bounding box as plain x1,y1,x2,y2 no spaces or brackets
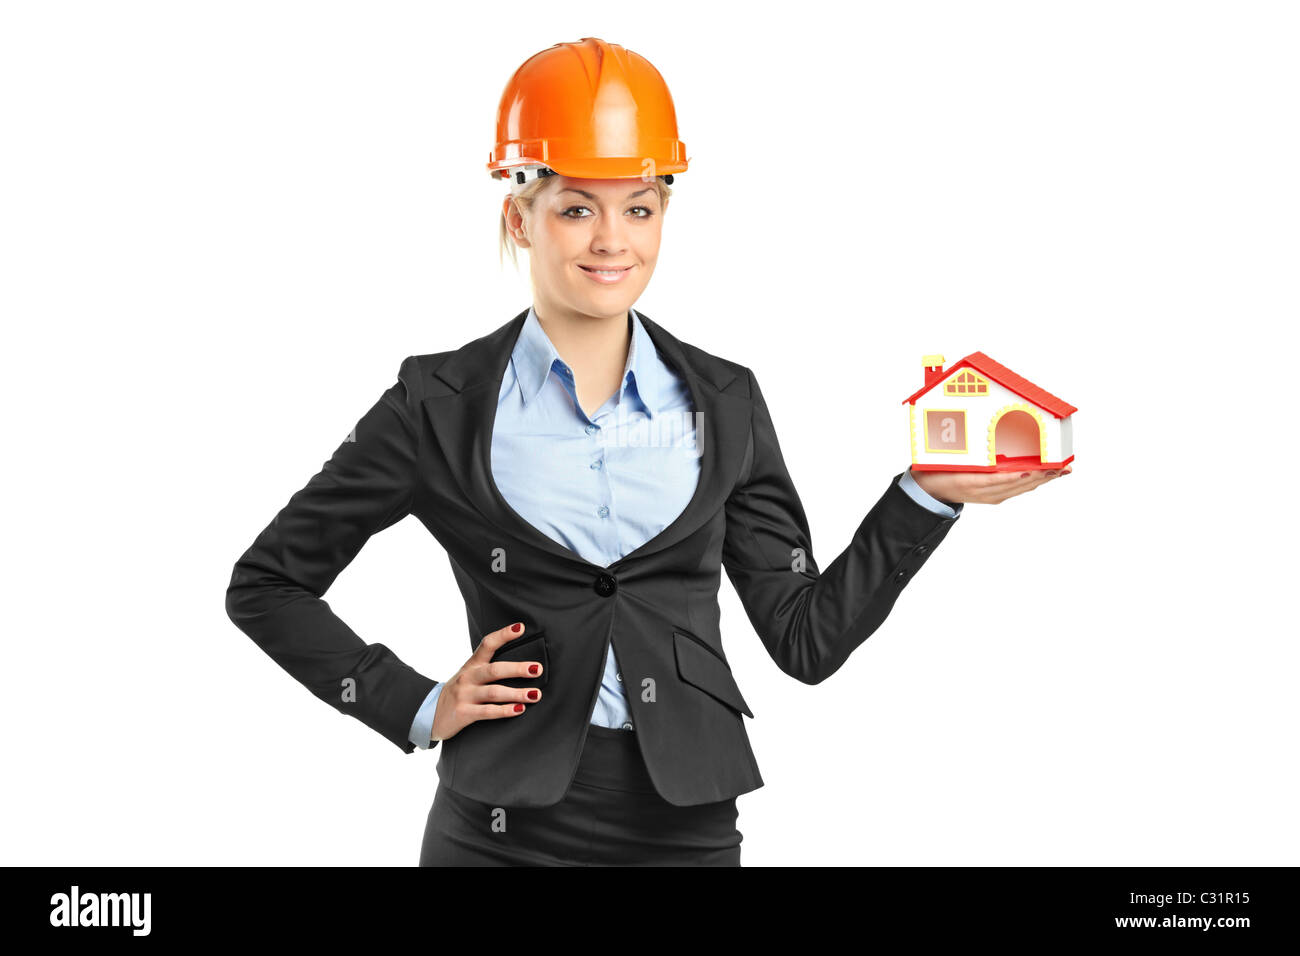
527,690,539,700
529,664,539,675
514,703,524,712
512,622,522,633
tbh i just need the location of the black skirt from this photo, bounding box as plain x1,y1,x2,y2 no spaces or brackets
419,723,743,866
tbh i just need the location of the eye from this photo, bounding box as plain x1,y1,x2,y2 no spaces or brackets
560,204,656,219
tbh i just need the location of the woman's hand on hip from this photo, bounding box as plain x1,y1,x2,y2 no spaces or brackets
909,464,1072,507
430,622,542,744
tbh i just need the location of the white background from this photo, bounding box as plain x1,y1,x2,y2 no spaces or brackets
3,1,1296,866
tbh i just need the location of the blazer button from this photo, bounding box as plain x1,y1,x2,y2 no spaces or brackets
893,568,910,584
915,544,929,555
594,573,617,597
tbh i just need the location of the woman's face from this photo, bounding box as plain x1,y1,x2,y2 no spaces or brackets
508,175,664,320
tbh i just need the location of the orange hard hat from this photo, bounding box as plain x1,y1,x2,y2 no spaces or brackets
487,37,688,185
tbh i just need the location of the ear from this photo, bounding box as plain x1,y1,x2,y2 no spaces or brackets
501,195,532,249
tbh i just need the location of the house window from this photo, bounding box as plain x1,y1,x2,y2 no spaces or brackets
925,409,967,452
945,370,989,396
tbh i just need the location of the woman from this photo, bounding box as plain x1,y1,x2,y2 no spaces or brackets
225,37,1068,867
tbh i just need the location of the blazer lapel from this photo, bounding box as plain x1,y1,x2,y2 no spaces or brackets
419,307,752,572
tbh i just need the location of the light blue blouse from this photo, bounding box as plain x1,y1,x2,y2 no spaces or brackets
408,307,962,748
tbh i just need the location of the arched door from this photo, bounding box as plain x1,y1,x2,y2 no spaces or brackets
989,405,1046,468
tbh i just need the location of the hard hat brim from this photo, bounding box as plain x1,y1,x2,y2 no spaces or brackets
488,153,687,181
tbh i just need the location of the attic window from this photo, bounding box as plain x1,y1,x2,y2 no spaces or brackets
945,370,989,396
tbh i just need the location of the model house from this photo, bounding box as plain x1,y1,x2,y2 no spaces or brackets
902,352,1077,472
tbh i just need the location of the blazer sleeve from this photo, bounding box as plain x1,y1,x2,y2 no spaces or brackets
224,356,438,753
721,367,962,685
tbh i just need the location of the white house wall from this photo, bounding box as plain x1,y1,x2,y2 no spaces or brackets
908,371,1066,468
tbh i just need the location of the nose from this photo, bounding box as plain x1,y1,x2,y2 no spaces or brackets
590,215,629,256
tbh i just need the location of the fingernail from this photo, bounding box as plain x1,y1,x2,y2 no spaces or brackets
529,664,540,675
514,703,524,712
1047,470,1058,476
512,622,522,633
1021,472,1030,478
527,690,539,700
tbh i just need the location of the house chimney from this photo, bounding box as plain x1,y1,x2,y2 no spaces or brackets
922,354,945,391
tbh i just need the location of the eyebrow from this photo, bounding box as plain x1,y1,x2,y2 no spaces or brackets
559,187,655,200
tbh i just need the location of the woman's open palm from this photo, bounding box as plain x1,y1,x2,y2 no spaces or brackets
909,465,1072,507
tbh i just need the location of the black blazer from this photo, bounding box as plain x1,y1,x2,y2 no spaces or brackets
225,308,960,807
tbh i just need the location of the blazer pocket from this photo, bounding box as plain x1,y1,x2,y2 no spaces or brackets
488,628,550,689
672,628,754,718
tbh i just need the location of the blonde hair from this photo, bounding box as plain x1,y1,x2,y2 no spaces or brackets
498,175,673,268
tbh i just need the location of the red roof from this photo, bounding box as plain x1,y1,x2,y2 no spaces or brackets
901,351,1077,417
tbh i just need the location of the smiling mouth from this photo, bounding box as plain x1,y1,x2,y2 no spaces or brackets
578,264,635,284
